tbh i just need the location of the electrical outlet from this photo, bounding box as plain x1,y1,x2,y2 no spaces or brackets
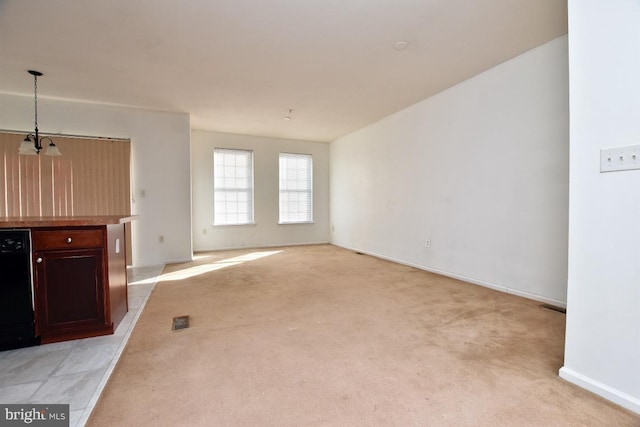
425,239,431,248
159,235,164,243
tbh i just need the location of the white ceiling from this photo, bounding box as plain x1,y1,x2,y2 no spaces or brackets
0,0,567,143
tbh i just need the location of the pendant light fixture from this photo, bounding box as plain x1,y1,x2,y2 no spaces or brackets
18,70,62,156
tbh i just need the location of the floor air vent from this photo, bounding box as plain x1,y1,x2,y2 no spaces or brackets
540,304,566,314
172,315,190,330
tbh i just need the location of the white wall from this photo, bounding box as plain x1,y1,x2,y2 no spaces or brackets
560,0,640,414
191,130,330,251
330,36,569,305
0,93,192,266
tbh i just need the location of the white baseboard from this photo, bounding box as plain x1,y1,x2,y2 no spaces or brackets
332,244,567,308
559,367,640,414
162,257,194,264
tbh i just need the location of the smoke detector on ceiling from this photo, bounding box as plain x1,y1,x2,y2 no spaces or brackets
282,109,294,120
394,41,409,51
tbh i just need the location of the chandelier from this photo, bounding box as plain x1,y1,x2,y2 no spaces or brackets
18,70,62,156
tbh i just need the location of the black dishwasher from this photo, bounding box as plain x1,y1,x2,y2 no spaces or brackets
0,230,40,351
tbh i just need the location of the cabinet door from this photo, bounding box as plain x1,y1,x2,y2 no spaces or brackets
34,248,109,341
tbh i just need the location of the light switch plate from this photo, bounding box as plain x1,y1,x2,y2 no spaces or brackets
600,144,640,173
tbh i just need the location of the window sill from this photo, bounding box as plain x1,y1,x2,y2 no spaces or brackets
278,221,314,225
212,222,257,227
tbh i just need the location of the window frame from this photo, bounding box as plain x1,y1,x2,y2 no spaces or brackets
278,152,313,225
213,148,255,226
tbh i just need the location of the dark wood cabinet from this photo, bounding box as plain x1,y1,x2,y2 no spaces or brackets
0,216,134,345
32,225,128,343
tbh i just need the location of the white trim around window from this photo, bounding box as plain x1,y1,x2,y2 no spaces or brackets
213,148,254,226
279,152,313,224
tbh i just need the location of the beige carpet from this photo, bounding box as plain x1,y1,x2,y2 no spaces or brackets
88,245,639,426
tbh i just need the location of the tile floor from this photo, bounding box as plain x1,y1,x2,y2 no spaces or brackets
0,264,164,427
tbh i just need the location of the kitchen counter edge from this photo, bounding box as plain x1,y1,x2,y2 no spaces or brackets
0,216,137,228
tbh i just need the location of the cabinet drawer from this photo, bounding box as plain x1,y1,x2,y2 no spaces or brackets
32,229,104,250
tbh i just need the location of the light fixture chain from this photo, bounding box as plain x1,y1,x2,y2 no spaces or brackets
33,73,38,129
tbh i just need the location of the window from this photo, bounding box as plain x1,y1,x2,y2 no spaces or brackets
213,148,254,225
279,153,313,223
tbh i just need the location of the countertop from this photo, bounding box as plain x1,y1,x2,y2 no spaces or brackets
0,215,137,228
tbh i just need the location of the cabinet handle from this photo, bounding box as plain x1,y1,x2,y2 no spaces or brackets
66,237,73,244
36,257,43,264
